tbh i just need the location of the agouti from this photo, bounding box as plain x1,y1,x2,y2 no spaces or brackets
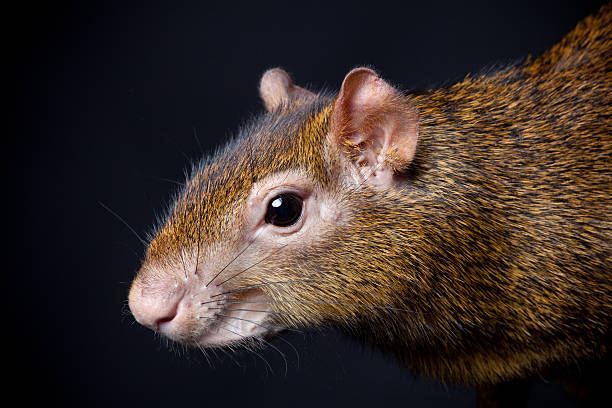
128,4,611,406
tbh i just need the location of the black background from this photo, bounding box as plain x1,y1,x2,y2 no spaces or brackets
13,1,606,406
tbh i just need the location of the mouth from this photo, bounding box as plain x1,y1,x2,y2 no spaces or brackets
129,265,284,348
190,288,282,347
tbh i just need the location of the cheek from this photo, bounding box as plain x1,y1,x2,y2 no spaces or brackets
319,200,341,224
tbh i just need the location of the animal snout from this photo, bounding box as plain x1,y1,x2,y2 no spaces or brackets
128,279,185,332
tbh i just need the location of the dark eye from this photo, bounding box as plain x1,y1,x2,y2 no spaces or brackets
265,193,303,227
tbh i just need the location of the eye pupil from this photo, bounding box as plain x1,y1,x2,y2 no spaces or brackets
265,193,303,227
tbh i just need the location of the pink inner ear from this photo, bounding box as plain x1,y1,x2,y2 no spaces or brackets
348,70,394,114
330,68,419,176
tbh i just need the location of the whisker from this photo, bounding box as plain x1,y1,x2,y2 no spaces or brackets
215,315,301,335
195,343,214,367
219,326,274,375
209,307,313,319
198,314,297,333
209,278,327,299
217,314,300,370
151,176,184,186
217,316,288,376
192,319,245,369
206,239,256,287
215,244,288,287
216,343,244,369
99,201,147,247
192,126,204,156
219,299,419,314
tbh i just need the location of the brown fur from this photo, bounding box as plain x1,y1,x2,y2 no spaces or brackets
138,4,611,387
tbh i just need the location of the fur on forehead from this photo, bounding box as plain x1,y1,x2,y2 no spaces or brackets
145,94,336,262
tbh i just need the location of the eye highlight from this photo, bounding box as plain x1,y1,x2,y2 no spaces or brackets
264,193,303,227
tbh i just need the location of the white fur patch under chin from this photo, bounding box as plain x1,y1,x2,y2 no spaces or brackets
196,294,281,346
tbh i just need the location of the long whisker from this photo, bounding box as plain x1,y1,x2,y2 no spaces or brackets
195,343,214,367
215,244,288,287
217,345,244,369
216,313,301,339
198,314,299,334
192,126,204,156
217,316,288,376
206,239,256,287
209,307,312,319
217,314,300,369
208,278,328,300
219,299,420,314
195,316,254,369
219,326,274,375
150,176,184,186
99,201,147,247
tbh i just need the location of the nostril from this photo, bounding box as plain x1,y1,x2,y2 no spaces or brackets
157,314,176,326
155,308,178,330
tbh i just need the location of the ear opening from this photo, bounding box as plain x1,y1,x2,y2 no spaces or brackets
329,68,418,187
259,68,315,111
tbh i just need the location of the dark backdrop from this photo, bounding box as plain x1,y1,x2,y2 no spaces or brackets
13,1,606,407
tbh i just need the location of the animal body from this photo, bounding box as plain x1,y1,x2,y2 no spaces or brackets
129,5,611,406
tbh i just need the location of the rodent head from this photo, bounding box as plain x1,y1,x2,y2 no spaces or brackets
128,67,419,349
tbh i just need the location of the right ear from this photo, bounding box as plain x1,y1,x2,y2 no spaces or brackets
329,68,419,187
259,68,315,111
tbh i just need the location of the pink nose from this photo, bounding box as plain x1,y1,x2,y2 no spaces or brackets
128,281,184,331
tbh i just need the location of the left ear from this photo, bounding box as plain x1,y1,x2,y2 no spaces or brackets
329,67,418,187
259,68,315,111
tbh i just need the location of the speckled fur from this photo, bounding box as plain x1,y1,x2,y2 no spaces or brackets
143,5,611,385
